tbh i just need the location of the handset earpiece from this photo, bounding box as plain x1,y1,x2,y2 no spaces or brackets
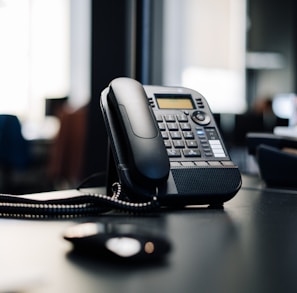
107,77,170,185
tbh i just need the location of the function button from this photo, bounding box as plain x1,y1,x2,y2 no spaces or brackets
209,140,226,158
199,138,208,144
183,149,201,157
195,161,209,167
165,114,176,122
170,131,182,139
186,140,198,148
209,140,221,146
179,122,191,130
200,141,209,148
213,152,226,158
183,131,194,139
208,161,222,166
195,98,205,109
176,114,188,122
148,97,156,108
221,161,234,166
158,122,166,130
204,128,219,140
173,140,185,148
196,129,205,137
164,140,172,148
167,122,178,130
170,162,181,167
202,147,212,152
181,161,196,167
167,149,181,157
191,110,211,126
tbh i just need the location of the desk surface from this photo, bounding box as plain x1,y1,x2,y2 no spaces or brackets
1,175,297,293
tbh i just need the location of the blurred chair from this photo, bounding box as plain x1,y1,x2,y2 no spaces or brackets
0,114,30,192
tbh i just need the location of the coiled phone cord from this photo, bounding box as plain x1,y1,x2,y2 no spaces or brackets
81,182,159,211
0,182,159,218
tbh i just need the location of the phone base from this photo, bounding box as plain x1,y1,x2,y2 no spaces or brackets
106,142,241,206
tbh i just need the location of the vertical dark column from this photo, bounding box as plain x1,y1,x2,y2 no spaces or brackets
83,0,128,179
135,0,152,84
134,0,164,85
294,1,297,94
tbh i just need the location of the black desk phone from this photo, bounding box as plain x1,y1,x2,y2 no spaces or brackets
100,78,241,207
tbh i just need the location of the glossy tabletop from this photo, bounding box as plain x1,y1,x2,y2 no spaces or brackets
0,175,297,293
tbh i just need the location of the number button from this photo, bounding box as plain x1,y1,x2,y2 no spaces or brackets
161,132,169,139
158,122,166,131
167,123,178,130
179,123,191,130
183,131,194,139
176,114,188,122
173,140,185,148
167,149,181,157
165,114,176,122
164,140,172,148
155,114,163,122
186,140,198,148
183,149,201,157
170,131,182,139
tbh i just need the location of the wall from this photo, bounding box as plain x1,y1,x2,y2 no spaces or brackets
247,0,297,104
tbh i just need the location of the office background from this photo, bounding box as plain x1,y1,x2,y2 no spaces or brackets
0,0,296,194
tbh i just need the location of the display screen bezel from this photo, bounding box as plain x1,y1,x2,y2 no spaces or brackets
155,94,194,109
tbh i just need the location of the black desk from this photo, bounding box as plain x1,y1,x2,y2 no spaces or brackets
1,175,297,293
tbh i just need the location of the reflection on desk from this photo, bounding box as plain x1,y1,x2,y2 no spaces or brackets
0,175,297,293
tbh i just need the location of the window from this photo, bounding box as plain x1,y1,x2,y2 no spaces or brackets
162,0,247,114
0,0,70,122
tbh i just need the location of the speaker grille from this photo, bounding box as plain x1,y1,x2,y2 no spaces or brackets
171,167,241,195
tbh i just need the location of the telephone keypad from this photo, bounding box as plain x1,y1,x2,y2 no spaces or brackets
157,113,226,162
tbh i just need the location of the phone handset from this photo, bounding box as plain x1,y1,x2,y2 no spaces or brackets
107,78,170,186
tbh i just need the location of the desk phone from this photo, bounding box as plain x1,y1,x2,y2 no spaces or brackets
100,78,241,207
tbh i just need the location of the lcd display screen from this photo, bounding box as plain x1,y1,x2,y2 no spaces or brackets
155,95,194,109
